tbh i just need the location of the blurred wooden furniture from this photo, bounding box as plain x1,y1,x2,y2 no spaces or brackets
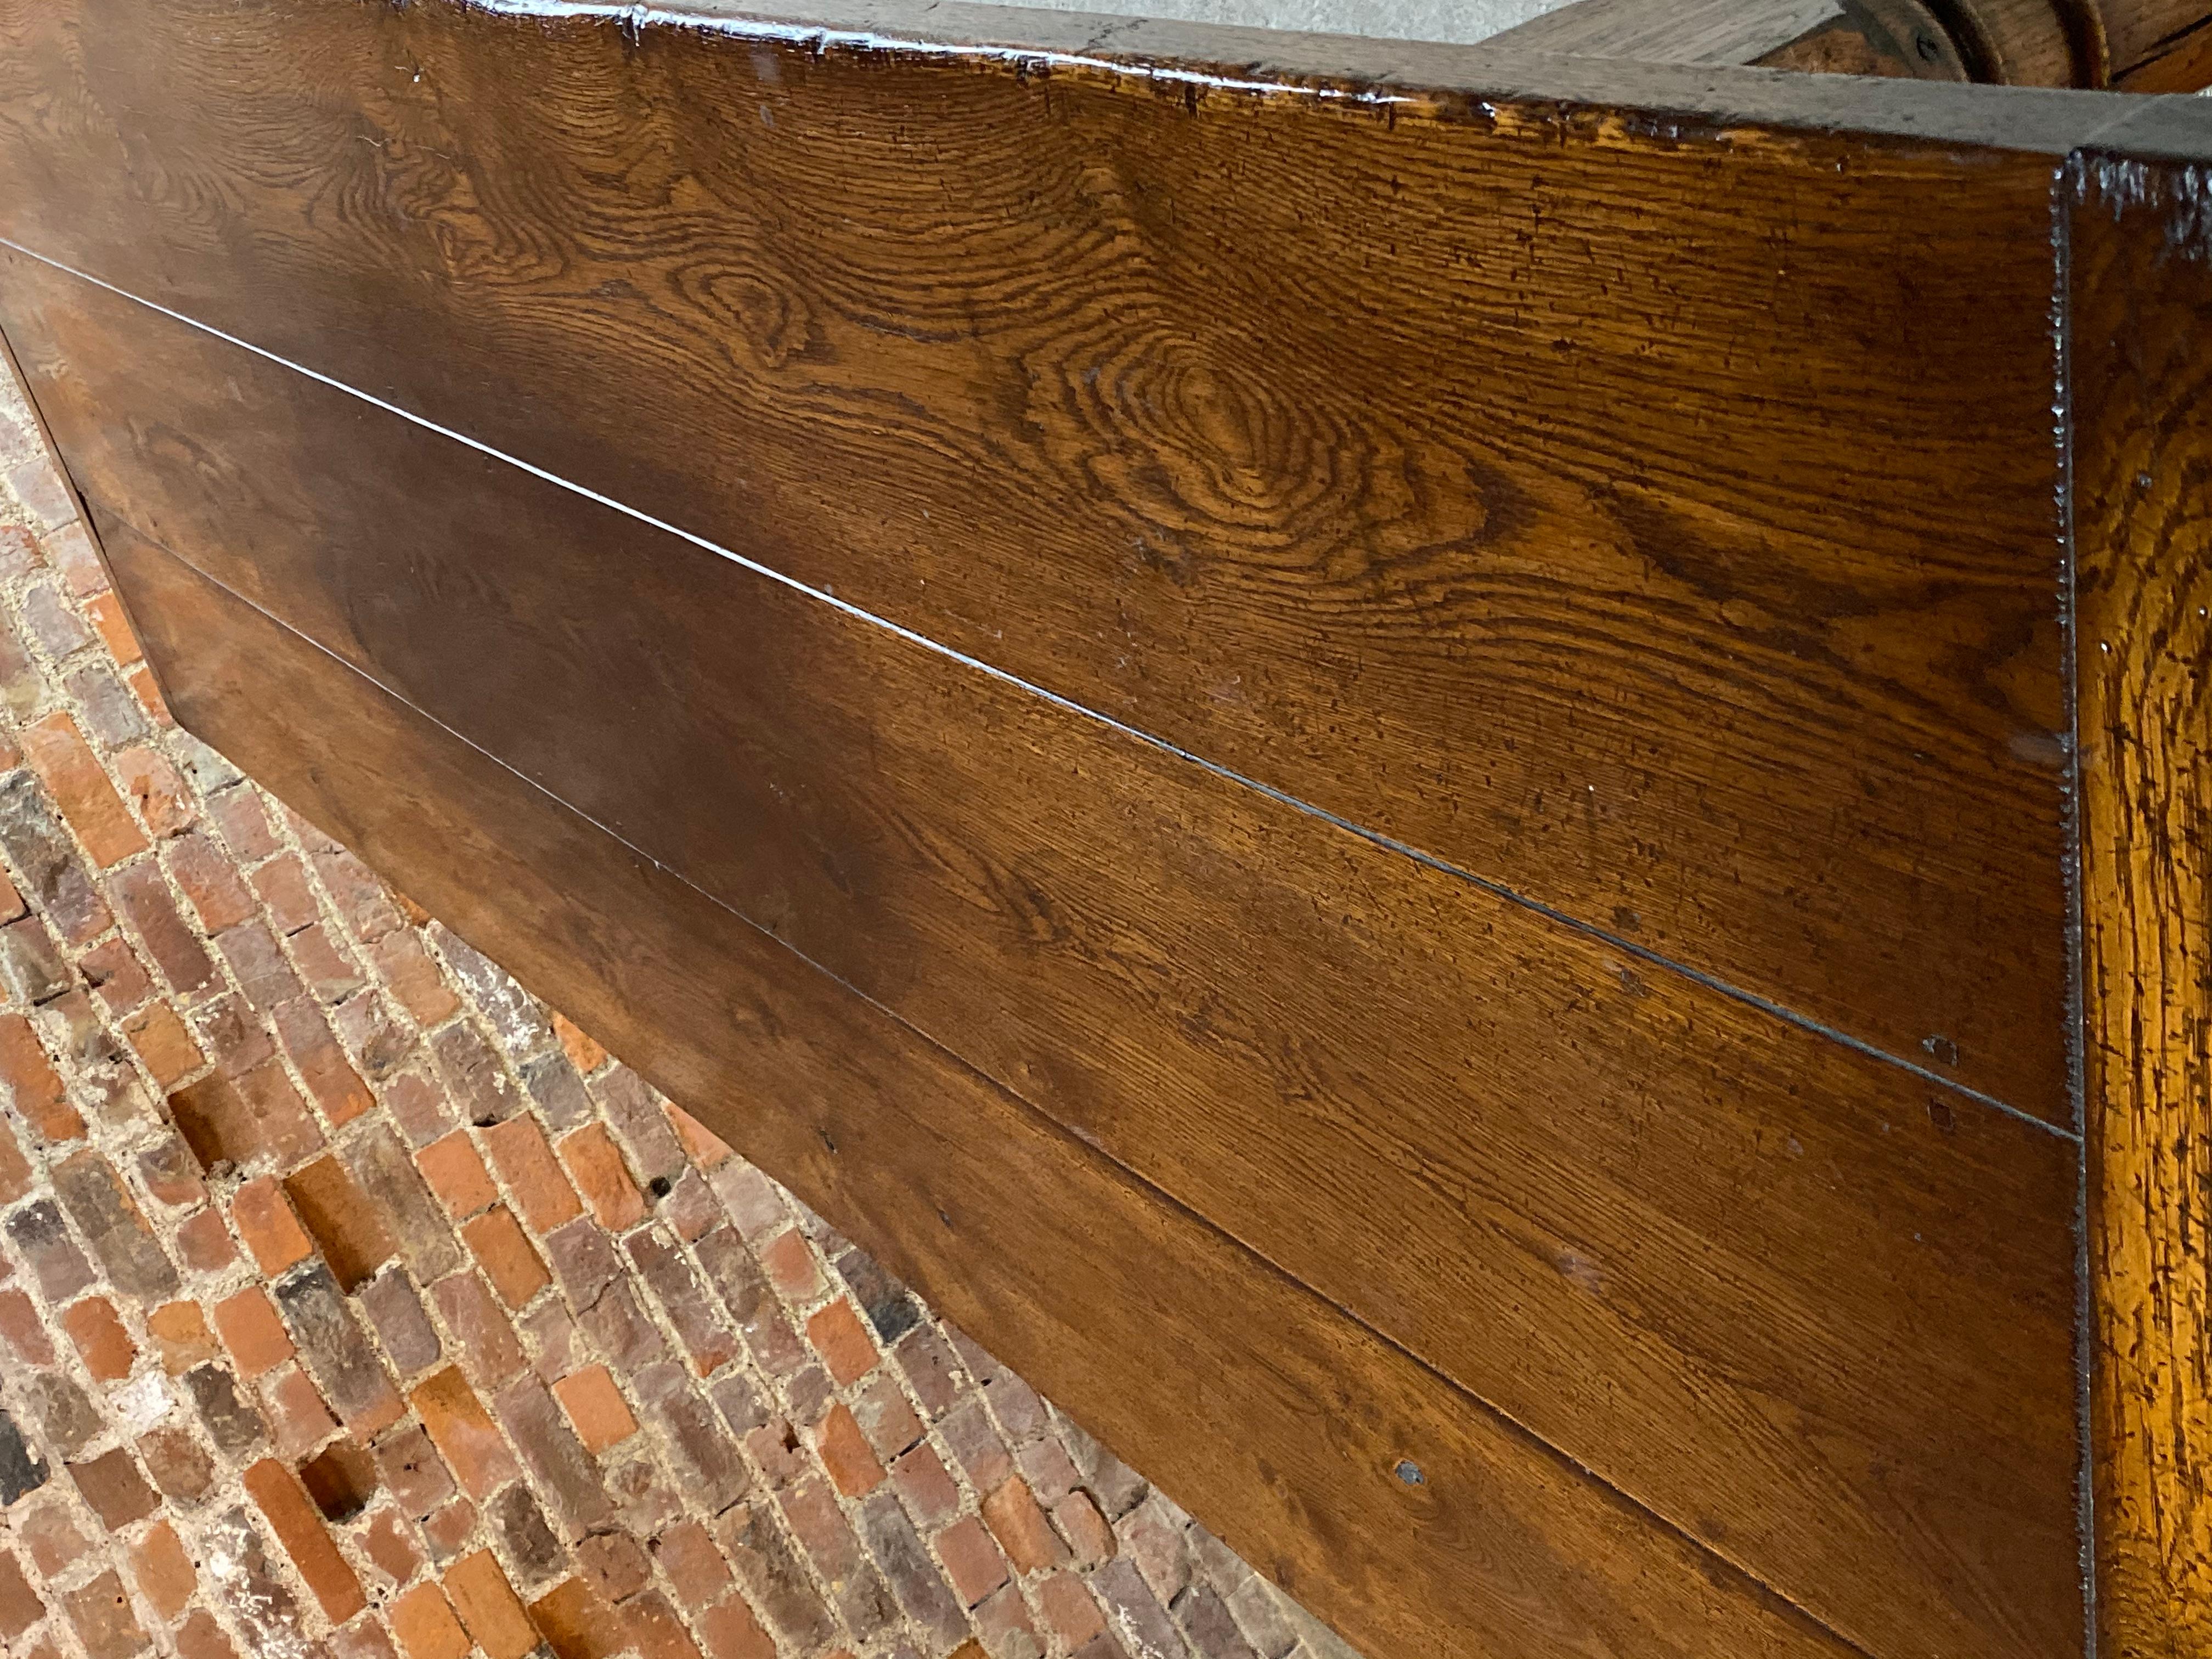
1,2,2208,1655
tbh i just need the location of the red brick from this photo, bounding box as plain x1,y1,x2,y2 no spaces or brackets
558,1124,644,1233
444,1549,539,1659
390,1581,471,1659
551,1013,605,1076
363,1505,425,1587
175,1207,235,1272
213,1285,294,1377
287,921,364,1003
232,1177,313,1275
625,1589,704,1659
983,1476,1070,1576
421,1497,478,1565
481,1116,581,1233
111,747,191,838
417,1130,498,1218
332,1621,398,1659
78,937,153,1014
758,1228,823,1303
129,1520,195,1622
21,1500,91,1576
1035,1572,1108,1646
541,1362,631,1455
892,1443,961,1528
411,1366,519,1500
665,1104,733,1170
0,1115,31,1205
1049,1490,1116,1566
146,1299,217,1374
376,1423,456,1519
61,1570,148,1659
205,786,276,861
23,714,145,867
284,1155,397,1291
252,853,319,935
156,833,242,934
69,1447,160,1530
805,1299,879,1388
109,861,213,995
528,1578,627,1659
696,1598,774,1659
0,1285,54,1363
815,1403,885,1498
462,1205,550,1308
0,1549,41,1644
274,997,373,1126
216,918,306,1013
648,1520,731,1612
0,1012,80,1141
430,1269,526,1385
266,1365,340,1460
573,1531,650,1604
120,1002,202,1088
245,1455,366,1621
174,1611,238,1659
137,1425,213,1503
60,1293,134,1380
935,1515,1012,1608
84,591,140,665
852,1370,926,1461
974,1582,1040,1655
369,927,460,1026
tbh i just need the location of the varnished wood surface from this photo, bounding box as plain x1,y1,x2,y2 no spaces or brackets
101,522,1877,1659
2070,112,2212,1659
0,0,2088,1121
0,246,2085,1659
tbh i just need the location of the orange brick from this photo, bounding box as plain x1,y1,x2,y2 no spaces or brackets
390,1581,471,1659
0,1014,81,1142
112,746,193,838
461,1206,550,1309
550,1013,605,1076
128,1520,194,1622
480,1117,580,1234
284,1156,396,1292
550,1364,636,1455
125,663,170,726
528,1578,625,1659
60,1295,136,1381
805,1299,878,1388
758,1229,823,1303
232,1177,314,1276
21,713,146,867
417,1131,498,1219
444,1550,538,1659
121,1003,203,1089
410,1367,519,1500
664,1105,732,1171
211,1285,294,1378
815,1403,885,1498
557,1125,644,1233
83,592,141,666
145,1300,217,1375
981,1477,1069,1576
244,1458,365,1623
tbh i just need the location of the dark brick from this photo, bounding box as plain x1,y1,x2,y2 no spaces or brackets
65,663,151,749
138,1424,216,1503
432,1022,522,1126
719,1503,838,1655
857,1487,968,1651
941,1400,1015,1496
709,1371,770,1440
520,1049,594,1132
68,1448,160,1530
50,1148,178,1301
780,1475,896,1641
974,1582,1042,1659
0,772,110,944
183,1363,268,1457
136,1133,207,1209
493,1375,612,1536
0,1407,49,1505
431,1270,526,1386
0,625,47,723
4,1199,94,1302
574,1531,651,1605
109,859,214,994
0,1547,42,1641
193,994,275,1079
1174,1584,1261,1659
589,1065,686,1187
78,937,153,1014
631,1362,749,1515
1090,1559,1182,1659
428,924,544,1053
330,989,414,1082
274,1263,404,1436
693,1228,806,1378
0,912,71,1005
288,922,365,1005
488,1481,565,1589
360,1267,443,1375
374,1425,455,1520
216,920,305,1013
627,1227,738,1376
22,584,92,659
23,1374,101,1458
1059,1419,1148,1521
274,997,374,1126
347,1124,464,1283
200,1503,314,1657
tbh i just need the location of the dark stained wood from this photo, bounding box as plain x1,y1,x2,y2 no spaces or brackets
2070,108,2212,1659
0,247,2085,1659
102,521,1876,1659
0,0,2085,1120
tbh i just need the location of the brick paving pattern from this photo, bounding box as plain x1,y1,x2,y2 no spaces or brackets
0,363,1362,1659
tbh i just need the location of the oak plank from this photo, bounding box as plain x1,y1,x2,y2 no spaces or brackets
0,0,2081,1115
2070,111,2212,1659
100,521,1874,1659
3,249,2085,1659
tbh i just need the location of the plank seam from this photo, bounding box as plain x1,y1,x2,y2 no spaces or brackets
0,232,2080,1146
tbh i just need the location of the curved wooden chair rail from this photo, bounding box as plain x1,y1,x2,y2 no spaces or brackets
1500,0,2212,86
1,3,2209,1658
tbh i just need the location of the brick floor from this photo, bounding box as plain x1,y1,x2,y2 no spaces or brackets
0,354,1364,1659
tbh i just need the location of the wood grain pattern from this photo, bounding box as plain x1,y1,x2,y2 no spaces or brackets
2072,125,2212,1659
0,246,2086,1659
0,0,2084,1120
99,521,1874,1659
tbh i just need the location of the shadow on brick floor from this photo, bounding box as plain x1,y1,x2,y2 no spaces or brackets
0,356,1365,1659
